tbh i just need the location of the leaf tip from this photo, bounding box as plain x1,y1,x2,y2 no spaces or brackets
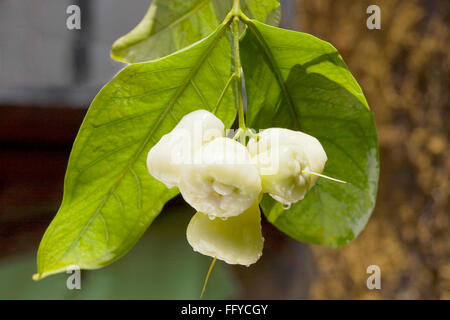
110,46,125,63
32,273,41,281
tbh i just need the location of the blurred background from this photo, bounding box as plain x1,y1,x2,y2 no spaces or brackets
0,0,448,299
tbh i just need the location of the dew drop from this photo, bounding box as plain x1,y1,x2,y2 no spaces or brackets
282,203,291,210
208,214,216,220
220,217,228,221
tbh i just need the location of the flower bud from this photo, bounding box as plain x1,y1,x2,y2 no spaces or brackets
147,110,224,188
248,128,327,205
186,201,264,266
179,137,261,218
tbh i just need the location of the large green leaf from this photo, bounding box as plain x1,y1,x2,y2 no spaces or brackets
3,206,237,299
111,0,280,63
35,22,236,280
241,20,379,247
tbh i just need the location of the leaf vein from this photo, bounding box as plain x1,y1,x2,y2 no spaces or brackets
130,167,143,210
190,79,211,110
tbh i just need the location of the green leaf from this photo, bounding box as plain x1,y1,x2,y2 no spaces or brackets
111,0,280,63
3,206,238,299
242,0,281,27
35,22,236,280
240,20,379,247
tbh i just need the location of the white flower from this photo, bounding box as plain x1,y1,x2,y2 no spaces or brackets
247,128,327,206
147,110,224,188
179,137,261,218
146,110,337,267
186,201,264,266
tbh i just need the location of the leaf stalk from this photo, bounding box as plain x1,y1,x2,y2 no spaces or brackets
232,16,246,131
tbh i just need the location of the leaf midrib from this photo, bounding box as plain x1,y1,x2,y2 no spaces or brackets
40,22,230,275
243,20,301,130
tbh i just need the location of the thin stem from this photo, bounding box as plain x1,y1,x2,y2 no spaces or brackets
200,257,217,299
233,0,241,15
232,12,246,130
233,128,244,140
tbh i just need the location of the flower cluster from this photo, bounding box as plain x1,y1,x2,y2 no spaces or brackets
147,110,327,266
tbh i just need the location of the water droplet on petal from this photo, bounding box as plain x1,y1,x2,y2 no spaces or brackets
282,203,291,210
220,217,228,221
208,214,216,220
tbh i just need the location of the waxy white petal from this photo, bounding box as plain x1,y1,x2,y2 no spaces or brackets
248,128,327,205
179,137,261,218
174,109,225,144
147,110,224,188
186,201,264,266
